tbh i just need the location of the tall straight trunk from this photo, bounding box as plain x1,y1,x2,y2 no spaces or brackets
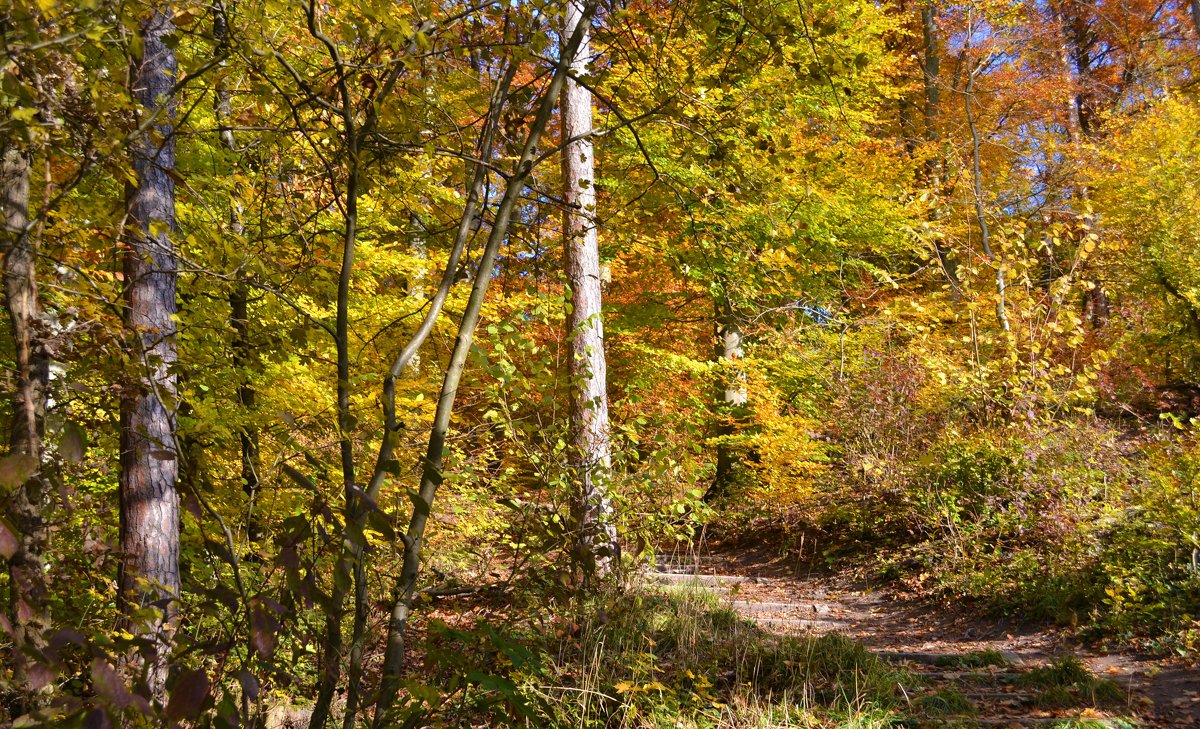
920,3,939,145
1192,0,1200,44
921,2,958,290
890,0,917,156
309,101,361,729
2,145,52,710
120,5,181,700
371,8,597,722
562,0,617,576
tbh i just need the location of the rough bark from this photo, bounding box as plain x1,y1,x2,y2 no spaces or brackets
562,0,618,577
371,7,597,722
119,5,181,700
2,144,53,710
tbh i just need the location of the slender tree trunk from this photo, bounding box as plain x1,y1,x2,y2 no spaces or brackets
1050,0,1109,326
309,107,361,729
562,0,618,577
963,12,1008,332
1192,0,1200,44
372,8,597,722
120,5,181,700
890,0,917,156
705,293,747,502
2,144,53,711
921,2,958,291
1050,0,1084,145
213,0,260,509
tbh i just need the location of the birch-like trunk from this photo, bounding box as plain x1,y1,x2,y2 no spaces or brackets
119,5,181,700
562,0,618,576
2,144,52,709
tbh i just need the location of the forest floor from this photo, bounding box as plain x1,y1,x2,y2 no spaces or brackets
649,543,1200,728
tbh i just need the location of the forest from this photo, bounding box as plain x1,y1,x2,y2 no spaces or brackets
2,0,1200,726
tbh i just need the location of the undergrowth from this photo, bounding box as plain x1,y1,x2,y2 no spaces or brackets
388,584,910,727
721,418,1200,656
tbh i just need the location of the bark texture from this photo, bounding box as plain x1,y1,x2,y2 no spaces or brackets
562,0,618,575
2,144,52,707
119,6,181,700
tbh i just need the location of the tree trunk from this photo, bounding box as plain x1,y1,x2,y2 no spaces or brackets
1050,0,1084,144
371,8,597,722
214,0,260,508
920,3,940,150
562,0,618,577
1050,0,1109,326
963,9,1008,332
119,5,181,701
705,294,747,502
921,2,958,290
2,144,53,711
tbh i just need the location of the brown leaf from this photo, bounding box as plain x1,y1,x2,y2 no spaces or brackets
250,604,277,659
61,421,87,463
91,659,133,709
0,454,38,490
0,519,19,559
165,667,210,721
83,708,112,729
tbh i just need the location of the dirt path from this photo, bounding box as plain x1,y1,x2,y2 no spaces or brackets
650,550,1200,728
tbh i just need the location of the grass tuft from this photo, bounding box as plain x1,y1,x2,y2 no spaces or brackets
1017,656,1124,708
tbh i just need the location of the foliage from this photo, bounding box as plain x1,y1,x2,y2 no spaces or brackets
3,0,1200,724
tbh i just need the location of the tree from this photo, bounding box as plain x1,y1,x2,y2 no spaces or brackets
2,139,52,711
562,0,618,576
372,5,600,720
119,4,181,699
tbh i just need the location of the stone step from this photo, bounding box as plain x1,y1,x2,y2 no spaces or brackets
647,572,765,586
971,718,1132,727
878,651,1024,667
730,600,834,615
750,617,846,631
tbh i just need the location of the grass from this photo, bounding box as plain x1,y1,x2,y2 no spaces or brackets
529,583,912,727
1016,656,1124,708
934,649,1011,669
914,687,975,716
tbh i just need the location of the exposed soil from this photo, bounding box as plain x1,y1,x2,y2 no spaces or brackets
649,545,1200,728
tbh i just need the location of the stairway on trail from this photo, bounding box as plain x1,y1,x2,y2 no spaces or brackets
646,554,1177,728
